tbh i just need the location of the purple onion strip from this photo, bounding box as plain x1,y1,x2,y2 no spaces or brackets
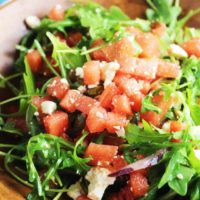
109,148,166,177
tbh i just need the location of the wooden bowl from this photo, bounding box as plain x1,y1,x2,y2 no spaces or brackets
0,0,199,199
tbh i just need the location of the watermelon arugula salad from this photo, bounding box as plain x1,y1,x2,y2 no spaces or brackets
1,1,200,200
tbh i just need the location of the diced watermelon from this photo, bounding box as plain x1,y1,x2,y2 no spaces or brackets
141,94,173,127
170,121,185,132
106,112,127,133
86,106,107,133
182,38,200,58
76,195,91,200
138,80,151,95
43,111,68,136
99,83,120,109
119,58,158,80
107,185,133,200
130,92,144,112
26,50,43,73
47,77,69,99
157,61,180,78
75,95,99,115
136,32,160,58
60,90,81,113
85,142,118,166
66,32,83,47
54,32,66,43
83,61,101,85
91,37,137,62
151,22,167,37
116,76,140,98
90,39,108,61
126,26,142,37
48,5,65,21
111,156,128,171
112,94,132,116
130,172,149,198
140,111,161,127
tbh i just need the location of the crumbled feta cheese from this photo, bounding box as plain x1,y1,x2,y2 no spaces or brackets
25,16,41,29
41,101,57,115
67,179,85,200
190,126,200,140
113,126,121,131
100,61,120,87
53,91,57,96
88,84,98,89
60,78,69,85
75,67,84,78
177,173,184,180
96,111,104,119
78,85,86,93
194,150,200,160
86,167,116,200
162,121,171,132
168,44,188,59
34,112,39,116
116,127,125,138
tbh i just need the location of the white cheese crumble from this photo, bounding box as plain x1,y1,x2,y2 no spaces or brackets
190,126,200,140
88,84,98,89
116,127,125,138
96,111,104,119
168,44,188,59
100,61,120,87
34,112,39,116
75,67,84,78
25,16,41,29
177,173,184,180
67,179,85,200
194,150,200,160
60,78,69,85
41,101,57,115
162,121,171,132
78,85,86,93
86,167,116,200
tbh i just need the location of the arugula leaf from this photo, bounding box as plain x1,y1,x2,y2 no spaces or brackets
146,0,181,28
125,123,170,144
38,18,77,33
168,165,195,196
141,95,161,113
159,149,195,196
189,148,200,174
26,134,74,198
34,39,60,77
26,104,42,136
47,32,85,77
190,178,200,200
23,58,35,95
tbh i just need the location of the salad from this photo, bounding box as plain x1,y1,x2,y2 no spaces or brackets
1,1,200,200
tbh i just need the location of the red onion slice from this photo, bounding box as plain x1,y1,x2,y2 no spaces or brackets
109,149,166,177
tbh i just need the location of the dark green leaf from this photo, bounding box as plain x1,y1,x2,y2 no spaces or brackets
125,123,170,144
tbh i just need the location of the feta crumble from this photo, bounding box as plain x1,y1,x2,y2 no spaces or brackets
86,167,116,200
25,16,41,29
75,67,84,78
100,61,120,87
67,179,85,200
168,44,188,59
41,101,57,115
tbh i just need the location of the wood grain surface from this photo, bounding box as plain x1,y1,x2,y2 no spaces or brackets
0,0,199,199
